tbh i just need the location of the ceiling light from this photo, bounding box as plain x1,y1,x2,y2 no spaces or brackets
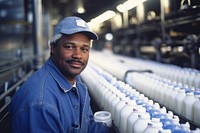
105,33,113,41
88,10,116,27
74,0,85,14
117,0,147,13
77,7,85,14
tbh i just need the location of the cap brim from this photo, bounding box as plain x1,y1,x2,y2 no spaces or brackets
60,28,98,40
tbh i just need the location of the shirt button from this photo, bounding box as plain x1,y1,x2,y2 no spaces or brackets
74,105,77,109
72,122,79,128
72,87,76,91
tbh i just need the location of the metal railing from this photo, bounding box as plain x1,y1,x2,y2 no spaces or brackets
0,70,34,122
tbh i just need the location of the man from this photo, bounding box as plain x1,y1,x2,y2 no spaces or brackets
10,16,112,133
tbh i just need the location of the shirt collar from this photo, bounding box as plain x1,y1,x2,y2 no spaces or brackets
44,58,79,93
73,82,76,87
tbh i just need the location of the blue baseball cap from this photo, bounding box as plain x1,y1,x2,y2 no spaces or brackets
53,16,98,40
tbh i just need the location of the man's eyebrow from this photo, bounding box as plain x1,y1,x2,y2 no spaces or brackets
62,40,90,46
63,41,75,45
82,44,90,47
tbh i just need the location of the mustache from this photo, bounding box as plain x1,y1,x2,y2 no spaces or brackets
65,59,84,65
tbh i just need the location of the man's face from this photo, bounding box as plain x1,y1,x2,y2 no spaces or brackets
51,33,91,81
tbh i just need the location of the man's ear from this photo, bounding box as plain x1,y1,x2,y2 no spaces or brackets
50,44,56,55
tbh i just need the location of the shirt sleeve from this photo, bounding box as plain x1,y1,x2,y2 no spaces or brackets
11,105,64,133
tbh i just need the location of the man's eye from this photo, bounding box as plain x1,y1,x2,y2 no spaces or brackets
65,45,73,49
81,47,89,53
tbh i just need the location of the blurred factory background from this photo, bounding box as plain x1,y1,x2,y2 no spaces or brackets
1,0,200,132
1,0,200,69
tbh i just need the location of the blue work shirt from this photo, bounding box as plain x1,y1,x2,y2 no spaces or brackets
10,58,111,133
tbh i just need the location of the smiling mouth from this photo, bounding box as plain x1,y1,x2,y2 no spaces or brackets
69,61,83,68
65,59,84,68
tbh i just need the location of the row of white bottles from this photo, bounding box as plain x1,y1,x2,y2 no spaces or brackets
143,118,163,133
126,71,200,126
113,53,200,89
81,63,200,133
89,50,200,89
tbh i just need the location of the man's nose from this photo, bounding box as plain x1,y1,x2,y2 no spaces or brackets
72,48,82,59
